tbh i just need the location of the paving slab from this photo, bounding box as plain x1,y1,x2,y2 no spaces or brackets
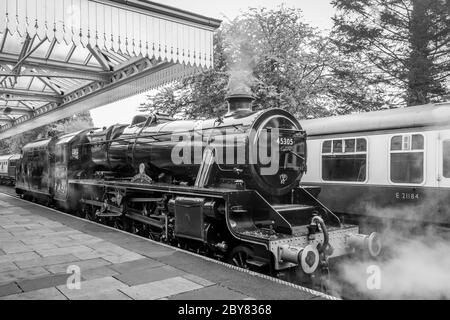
171,258,239,283
101,252,144,264
55,239,98,248
0,251,40,264
154,251,204,267
15,254,80,269
0,267,50,285
72,251,108,260
28,243,59,251
108,258,164,274
0,282,22,297
120,276,203,300
71,289,132,300
169,285,250,300
0,287,67,300
57,276,129,300
0,262,18,273
1,243,35,254
45,258,111,274
181,274,216,287
17,273,71,292
114,265,186,286
36,245,94,258
78,266,120,281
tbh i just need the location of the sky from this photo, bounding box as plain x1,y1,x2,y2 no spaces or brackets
90,0,335,128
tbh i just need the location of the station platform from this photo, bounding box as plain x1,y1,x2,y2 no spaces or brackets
0,190,337,300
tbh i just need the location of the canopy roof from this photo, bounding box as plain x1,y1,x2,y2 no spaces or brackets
0,0,221,139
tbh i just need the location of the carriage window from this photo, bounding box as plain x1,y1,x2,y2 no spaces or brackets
356,139,367,152
322,138,368,182
333,140,343,153
391,136,402,151
390,134,424,184
443,141,450,178
322,141,331,153
344,139,355,153
412,134,424,150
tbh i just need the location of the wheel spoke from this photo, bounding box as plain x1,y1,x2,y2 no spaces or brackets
238,252,244,266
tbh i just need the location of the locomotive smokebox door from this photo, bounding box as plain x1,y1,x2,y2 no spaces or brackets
174,197,206,241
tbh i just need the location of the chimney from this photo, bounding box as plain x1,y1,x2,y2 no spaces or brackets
225,92,255,115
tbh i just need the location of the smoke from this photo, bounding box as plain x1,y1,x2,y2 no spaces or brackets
223,24,257,95
52,116,94,134
330,206,450,300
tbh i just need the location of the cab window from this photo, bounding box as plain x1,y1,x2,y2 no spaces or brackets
71,147,80,161
390,134,424,184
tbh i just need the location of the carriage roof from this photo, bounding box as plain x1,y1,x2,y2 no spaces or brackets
9,154,21,161
301,102,450,136
0,154,12,161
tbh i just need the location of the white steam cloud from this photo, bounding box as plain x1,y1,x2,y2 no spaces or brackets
224,26,257,95
330,208,450,300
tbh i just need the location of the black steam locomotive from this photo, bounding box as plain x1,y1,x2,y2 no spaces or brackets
14,93,381,278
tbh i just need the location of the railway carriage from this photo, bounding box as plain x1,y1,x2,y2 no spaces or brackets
0,154,21,185
301,102,450,227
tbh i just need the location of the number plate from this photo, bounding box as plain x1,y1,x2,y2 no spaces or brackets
277,137,294,146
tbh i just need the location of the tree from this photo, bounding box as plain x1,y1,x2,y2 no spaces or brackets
0,111,94,154
140,6,386,119
332,0,450,106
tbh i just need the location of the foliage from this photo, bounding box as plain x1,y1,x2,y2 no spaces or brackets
0,111,94,154
140,6,388,120
332,0,450,106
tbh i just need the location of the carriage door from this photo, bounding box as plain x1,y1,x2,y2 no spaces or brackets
438,132,450,187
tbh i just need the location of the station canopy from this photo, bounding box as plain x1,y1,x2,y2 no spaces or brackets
0,0,221,139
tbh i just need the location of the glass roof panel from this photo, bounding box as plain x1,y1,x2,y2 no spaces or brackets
68,46,92,65
31,78,47,91
3,33,21,54
30,39,52,58
15,77,34,90
87,56,102,68
49,42,73,61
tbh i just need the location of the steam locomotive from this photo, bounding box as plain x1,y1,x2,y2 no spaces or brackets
13,92,381,279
